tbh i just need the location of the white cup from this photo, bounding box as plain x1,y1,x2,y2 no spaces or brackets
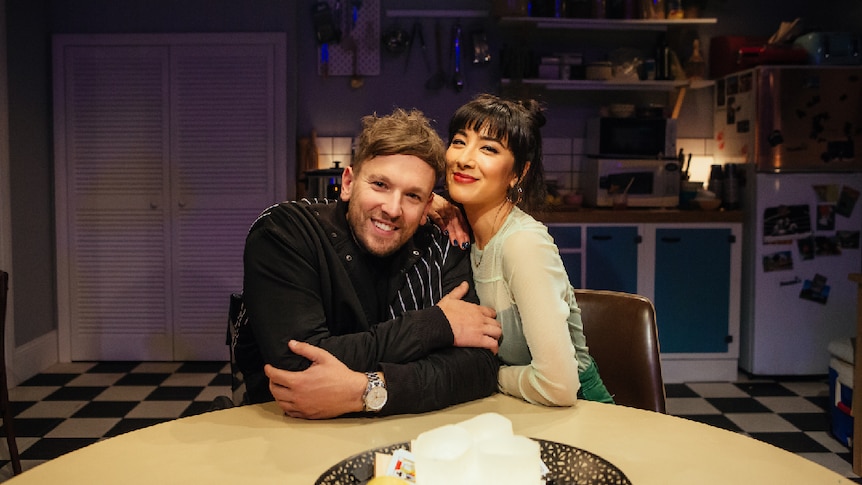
475,435,543,485
412,424,472,485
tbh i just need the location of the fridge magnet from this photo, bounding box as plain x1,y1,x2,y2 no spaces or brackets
837,230,860,249
716,78,726,107
739,71,753,93
797,236,815,260
812,184,840,203
762,250,793,272
799,273,830,305
726,96,738,125
763,204,811,244
835,186,860,218
816,204,835,231
726,75,739,95
814,236,842,256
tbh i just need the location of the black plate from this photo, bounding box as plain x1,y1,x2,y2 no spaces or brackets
315,438,631,485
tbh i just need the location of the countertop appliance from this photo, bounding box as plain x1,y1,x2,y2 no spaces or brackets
582,157,681,208
586,117,677,160
714,65,862,375
304,162,344,199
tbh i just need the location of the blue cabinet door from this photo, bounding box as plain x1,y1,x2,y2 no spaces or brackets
654,228,732,353
585,226,639,293
547,225,582,288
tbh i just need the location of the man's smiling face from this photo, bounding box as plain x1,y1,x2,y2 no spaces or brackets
340,154,436,257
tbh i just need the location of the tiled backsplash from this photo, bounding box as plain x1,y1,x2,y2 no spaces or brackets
545,136,716,195
314,136,354,169
311,135,717,194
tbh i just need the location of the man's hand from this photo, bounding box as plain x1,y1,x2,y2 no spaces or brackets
427,194,471,250
265,340,368,419
437,281,502,353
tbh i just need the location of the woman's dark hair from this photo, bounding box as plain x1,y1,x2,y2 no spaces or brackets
447,93,547,212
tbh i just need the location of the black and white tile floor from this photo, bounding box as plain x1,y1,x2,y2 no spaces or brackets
0,363,859,482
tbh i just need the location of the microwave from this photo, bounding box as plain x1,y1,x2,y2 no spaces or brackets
582,158,681,208
586,117,677,158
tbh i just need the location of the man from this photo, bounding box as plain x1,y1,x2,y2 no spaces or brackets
235,108,502,419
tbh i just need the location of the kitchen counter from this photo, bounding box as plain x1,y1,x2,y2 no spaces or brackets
536,207,744,224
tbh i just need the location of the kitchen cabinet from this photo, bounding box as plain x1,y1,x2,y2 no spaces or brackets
549,225,583,289
585,225,639,293
547,221,742,382
53,34,288,361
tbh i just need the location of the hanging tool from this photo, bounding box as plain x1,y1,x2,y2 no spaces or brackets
404,21,430,74
425,21,446,90
452,23,464,92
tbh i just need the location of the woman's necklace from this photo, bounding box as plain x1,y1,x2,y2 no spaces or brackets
473,202,511,268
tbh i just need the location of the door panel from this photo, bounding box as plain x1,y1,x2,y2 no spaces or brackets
654,228,731,353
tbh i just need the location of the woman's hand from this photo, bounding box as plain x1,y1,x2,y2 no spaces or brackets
428,194,471,249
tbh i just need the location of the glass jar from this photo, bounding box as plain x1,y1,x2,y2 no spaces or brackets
667,0,684,19
639,0,665,19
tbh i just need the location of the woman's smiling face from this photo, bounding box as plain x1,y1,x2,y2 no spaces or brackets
446,125,518,210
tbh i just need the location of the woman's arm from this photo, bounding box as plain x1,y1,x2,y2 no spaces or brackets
497,230,581,406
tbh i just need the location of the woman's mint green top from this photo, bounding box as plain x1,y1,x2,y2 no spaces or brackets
471,206,592,406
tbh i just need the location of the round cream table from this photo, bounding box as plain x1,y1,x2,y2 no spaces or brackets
4,394,852,484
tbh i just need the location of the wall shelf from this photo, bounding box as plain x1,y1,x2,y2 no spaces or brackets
385,9,488,18
501,79,714,91
498,16,717,31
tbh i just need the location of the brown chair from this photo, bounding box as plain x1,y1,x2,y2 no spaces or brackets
575,289,667,413
0,271,21,474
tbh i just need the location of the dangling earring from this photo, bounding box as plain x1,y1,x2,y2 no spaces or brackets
506,185,524,205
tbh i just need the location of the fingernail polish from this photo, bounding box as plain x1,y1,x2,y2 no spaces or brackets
461,241,470,249
443,230,449,236
453,240,459,247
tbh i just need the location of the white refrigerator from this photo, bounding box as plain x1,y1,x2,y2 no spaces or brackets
739,167,862,375
715,66,862,375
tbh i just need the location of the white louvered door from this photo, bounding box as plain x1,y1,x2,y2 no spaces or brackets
54,35,287,361
169,44,283,360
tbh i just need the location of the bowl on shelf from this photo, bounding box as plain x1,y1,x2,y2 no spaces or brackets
694,198,722,211
608,103,635,118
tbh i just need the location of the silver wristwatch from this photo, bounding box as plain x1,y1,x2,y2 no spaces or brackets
362,372,387,412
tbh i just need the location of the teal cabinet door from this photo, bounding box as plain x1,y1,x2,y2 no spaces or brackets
585,226,639,293
548,225,582,288
654,228,732,353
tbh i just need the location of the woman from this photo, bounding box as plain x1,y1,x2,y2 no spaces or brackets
444,94,613,406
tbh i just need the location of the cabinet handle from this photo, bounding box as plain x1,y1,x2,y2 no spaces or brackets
178,200,187,208
660,237,681,243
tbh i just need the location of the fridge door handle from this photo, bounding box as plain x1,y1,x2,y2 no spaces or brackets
779,277,802,286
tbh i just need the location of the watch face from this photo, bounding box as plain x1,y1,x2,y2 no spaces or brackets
366,387,387,411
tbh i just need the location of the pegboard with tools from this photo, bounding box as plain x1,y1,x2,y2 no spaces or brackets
315,0,380,78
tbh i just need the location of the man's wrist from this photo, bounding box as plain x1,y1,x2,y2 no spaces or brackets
354,371,368,412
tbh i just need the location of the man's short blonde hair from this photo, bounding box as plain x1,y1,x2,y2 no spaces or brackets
352,108,446,181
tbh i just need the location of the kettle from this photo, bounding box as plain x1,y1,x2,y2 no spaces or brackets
304,161,344,199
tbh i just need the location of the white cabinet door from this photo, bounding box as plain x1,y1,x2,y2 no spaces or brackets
57,45,174,360
169,43,285,360
54,35,287,361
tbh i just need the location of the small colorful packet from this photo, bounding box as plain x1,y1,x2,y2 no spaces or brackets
384,449,416,483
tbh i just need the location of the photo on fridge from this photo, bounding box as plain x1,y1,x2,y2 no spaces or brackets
799,273,830,305
837,230,860,249
763,204,811,244
835,185,860,217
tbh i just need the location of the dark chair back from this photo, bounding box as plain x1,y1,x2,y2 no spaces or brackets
0,271,22,473
575,289,667,413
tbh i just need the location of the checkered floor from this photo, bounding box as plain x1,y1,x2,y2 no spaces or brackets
0,363,859,482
